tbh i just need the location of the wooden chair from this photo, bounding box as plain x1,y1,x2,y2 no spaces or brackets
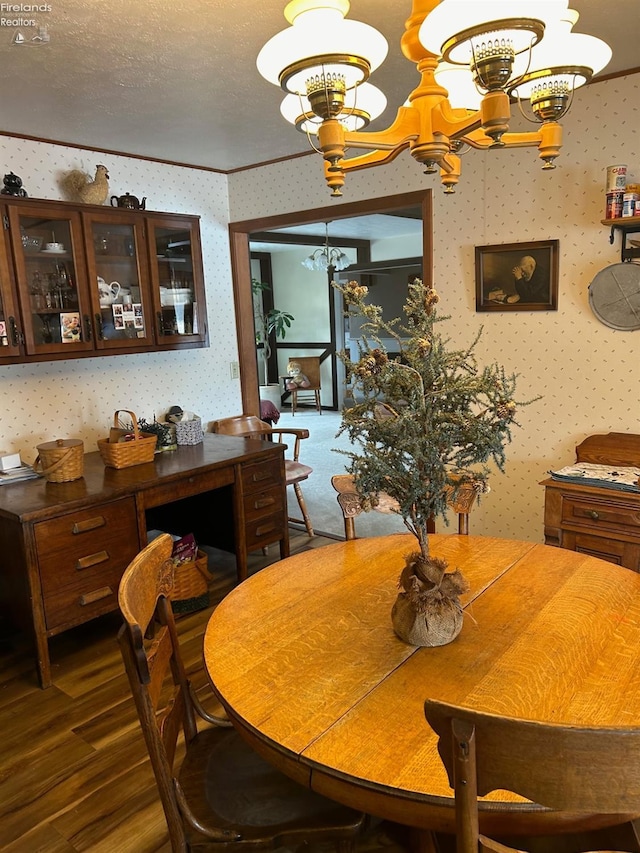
424,697,640,853
284,356,322,415
118,534,366,853
331,474,478,540
211,414,314,536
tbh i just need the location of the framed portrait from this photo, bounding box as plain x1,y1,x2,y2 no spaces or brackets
475,239,559,312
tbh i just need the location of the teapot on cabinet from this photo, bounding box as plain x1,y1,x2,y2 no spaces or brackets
97,277,121,307
110,192,146,210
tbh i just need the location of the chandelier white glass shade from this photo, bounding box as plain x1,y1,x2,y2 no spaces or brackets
509,10,612,122
301,223,350,271
434,61,483,110
281,82,387,133
257,0,388,123
257,0,610,197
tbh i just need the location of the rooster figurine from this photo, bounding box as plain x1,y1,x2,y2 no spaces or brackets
61,164,110,205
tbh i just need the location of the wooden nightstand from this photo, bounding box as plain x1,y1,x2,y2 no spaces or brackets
541,433,640,572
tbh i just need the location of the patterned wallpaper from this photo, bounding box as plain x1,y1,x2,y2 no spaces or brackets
0,138,242,458
229,73,640,544
0,74,638,546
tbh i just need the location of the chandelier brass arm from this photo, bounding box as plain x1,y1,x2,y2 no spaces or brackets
258,0,609,198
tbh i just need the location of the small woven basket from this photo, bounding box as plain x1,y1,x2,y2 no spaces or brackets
175,416,203,446
171,549,210,613
34,438,84,483
97,410,157,469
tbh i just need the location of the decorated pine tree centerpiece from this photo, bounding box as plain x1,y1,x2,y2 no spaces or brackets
334,276,527,647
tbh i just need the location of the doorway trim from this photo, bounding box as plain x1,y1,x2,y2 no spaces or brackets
229,190,433,415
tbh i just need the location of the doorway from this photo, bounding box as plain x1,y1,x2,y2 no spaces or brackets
228,190,432,416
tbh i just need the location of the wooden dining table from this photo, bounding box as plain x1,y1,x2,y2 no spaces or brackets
204,534,640,840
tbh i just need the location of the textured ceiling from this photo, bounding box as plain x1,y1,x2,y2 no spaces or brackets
0,0,637,172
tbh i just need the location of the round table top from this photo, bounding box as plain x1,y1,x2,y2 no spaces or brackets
204,534,640,835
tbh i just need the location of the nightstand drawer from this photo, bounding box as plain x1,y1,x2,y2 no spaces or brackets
562,497,640,535
35,497,139,594
241,458,283,493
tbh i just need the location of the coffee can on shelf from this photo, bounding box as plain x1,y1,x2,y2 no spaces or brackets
605,190,624,219
606,165,627,191
623,192,639,217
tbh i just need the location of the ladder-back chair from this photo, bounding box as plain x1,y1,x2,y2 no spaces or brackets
118,534,365,852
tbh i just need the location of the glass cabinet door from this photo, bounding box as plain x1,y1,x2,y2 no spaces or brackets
148,217,207,345
8,206,93,355
84,213,153,350
0,228,21,360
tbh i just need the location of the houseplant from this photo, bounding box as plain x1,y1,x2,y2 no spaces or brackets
252,278,294,389
334,276,527,646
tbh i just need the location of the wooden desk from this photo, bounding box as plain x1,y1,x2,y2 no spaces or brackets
204,534,640,838
0,434,288,687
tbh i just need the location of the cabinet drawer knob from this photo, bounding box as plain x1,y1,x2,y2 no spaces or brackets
79,586,113,606
72,516,106,534
76,550,109,570
589,510,600,520
254,496,275,509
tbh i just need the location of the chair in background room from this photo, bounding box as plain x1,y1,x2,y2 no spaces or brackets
283,356,322,415
118,534,366,852
424,697,640,853
331,473,478,540
211,415,314,536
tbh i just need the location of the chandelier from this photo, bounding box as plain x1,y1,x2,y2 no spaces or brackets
301,222,350,271
257,0,611,197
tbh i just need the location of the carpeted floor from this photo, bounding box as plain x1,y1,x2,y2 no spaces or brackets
276,408,407,540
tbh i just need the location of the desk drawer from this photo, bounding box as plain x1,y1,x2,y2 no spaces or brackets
241,458,283,494
43,564,123,631
143,468,234,509
244,486,284,523
35,497,139,596
561,496,640,536
245,512,286,549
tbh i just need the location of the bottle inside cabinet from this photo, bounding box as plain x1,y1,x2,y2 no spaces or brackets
155,226,198,336
20,217,82,346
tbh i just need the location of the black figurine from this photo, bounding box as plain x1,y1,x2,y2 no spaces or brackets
1,171,28,197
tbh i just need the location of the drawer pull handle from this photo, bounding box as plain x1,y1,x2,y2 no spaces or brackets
77,550,109,570
72,516,106,534
251,471,271,483
79,586,113,606
589,510,600,520
255,522,276,536
254,496,275,509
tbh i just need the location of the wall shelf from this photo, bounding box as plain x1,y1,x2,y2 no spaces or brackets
601,218,640,262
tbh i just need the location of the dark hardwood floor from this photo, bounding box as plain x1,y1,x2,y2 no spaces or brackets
0,529,348,853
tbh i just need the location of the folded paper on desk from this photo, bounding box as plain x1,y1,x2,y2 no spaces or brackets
550,463,640,492
0,463,41,484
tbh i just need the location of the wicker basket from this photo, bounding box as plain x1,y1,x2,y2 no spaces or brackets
97,410,157,469
34,438,84,483
171,549,210,613
175,416,203,446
